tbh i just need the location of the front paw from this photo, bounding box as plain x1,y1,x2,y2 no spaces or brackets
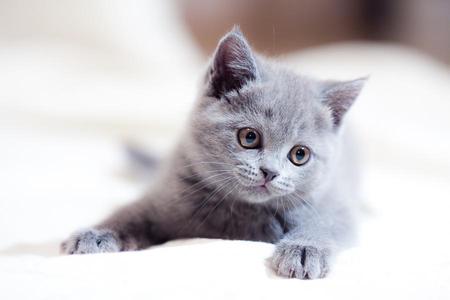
61,228,121,255
271,240,332,279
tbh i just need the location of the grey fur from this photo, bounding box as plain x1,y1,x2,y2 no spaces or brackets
61,27,366,280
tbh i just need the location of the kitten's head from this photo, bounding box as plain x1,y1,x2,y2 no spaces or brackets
190,27,365,204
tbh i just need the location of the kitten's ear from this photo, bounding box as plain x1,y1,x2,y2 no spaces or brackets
321,77,367,127
207,26,259,98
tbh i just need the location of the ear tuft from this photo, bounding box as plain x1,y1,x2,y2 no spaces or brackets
322,77,367,127
208,26,259,98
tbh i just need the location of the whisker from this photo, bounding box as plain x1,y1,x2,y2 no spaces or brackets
295,193,321,217
273,198,280,219
191,177,235,217
280,198,287,229
177,172,234,199
196,182,240,230
177,161,236,170
175,176,235,236
289,192,324,226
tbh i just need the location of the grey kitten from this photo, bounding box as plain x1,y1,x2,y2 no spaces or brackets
61,27,366,280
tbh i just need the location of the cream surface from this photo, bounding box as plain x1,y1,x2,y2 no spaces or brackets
1,1,449,299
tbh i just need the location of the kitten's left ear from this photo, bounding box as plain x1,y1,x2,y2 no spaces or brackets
321,77,367,127
207,26,259,99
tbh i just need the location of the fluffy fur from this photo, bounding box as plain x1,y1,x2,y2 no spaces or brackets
61,27,366,280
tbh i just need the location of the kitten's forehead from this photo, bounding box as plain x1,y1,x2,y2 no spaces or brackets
234,70,331,146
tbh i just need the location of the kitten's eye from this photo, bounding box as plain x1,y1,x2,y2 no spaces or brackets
238,128,261,149
288,145,311,166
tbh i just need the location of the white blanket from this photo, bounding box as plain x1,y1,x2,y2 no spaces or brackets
1,1,450,299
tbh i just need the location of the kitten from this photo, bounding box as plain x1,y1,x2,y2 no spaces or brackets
61,27,366,280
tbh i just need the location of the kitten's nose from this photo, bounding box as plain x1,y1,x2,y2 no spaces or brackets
260,167,278,182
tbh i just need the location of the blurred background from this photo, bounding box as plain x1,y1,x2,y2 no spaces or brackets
3,0,449,62
0,0,449,259
1,1,450,297
182,0,450,63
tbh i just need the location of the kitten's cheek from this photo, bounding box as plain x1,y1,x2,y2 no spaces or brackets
236,176,252,187
234,171,253,186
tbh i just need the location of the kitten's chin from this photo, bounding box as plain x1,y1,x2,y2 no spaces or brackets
239,185,279,204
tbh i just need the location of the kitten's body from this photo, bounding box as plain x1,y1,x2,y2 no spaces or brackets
62,28,365,279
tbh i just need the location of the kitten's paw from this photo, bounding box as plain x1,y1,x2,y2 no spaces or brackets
61,228,121,255
271,241,332,279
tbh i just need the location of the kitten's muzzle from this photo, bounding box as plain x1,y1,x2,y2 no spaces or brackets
260,167,278,183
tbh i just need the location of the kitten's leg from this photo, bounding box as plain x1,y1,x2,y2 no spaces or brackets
61,199,169,255
271,204,354,279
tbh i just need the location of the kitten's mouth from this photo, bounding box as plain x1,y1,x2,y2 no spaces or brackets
242,183,277,203
253,183,270,194
238,181,279,203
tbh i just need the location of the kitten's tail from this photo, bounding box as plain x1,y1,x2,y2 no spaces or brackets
124,142,160,178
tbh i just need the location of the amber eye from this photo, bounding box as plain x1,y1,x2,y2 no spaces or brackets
288,145,311,166
238,128,261,149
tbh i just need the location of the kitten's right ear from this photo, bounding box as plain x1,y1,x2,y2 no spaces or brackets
321,77,367,128
207,26,259,99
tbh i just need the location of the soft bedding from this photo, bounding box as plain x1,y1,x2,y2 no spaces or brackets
1,1,450,299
